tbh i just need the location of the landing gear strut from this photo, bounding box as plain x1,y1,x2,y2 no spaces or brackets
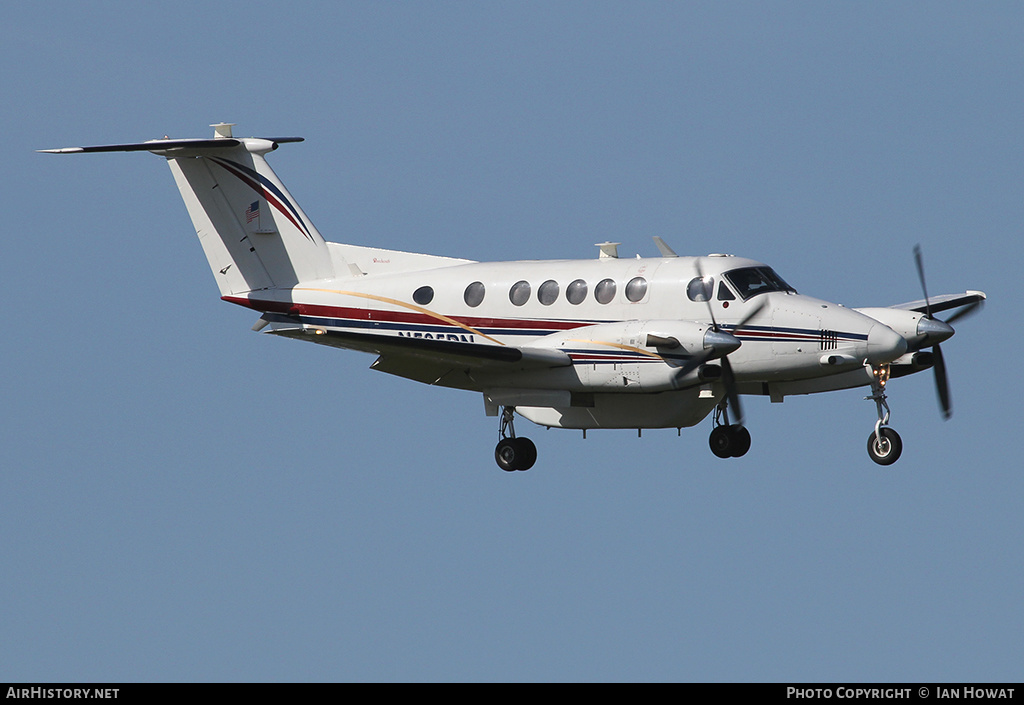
708,401,751,459
865,363,902,465
495,406,537,472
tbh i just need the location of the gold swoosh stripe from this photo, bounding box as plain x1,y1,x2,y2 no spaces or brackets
294,287,506,346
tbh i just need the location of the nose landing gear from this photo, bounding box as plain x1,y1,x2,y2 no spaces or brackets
865,363,902,465
494,406,537,472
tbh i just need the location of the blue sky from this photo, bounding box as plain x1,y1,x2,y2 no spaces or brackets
3,1,1021,682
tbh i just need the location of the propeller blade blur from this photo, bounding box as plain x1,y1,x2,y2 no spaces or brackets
933,344,952,420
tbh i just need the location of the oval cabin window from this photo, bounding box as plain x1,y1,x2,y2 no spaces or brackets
537,280,559,306
595,278,616,304
464,281,485,307
625,277,647,302
413,286,434,305
566,279,587,305
509,280,531,306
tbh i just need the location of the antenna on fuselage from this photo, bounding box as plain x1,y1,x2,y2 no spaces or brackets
595,242,620,259
652,236,678,257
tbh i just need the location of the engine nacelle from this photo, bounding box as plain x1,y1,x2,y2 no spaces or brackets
856,307,953,350
521,320,721,392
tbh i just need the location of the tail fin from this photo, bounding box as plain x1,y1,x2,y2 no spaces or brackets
42,123,335,296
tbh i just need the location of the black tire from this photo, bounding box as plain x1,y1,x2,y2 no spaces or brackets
867,427,903,466
495,437,537,471
514,437,537,471
495,438,520,471
709,426,734,459
730,425,751,457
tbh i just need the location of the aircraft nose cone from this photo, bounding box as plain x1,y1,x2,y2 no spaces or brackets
867,323,908,363
917,316,954,346
703,329,741,357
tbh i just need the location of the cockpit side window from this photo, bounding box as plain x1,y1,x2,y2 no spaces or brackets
723,267,796,300
686,276,714,302
717,281,736,301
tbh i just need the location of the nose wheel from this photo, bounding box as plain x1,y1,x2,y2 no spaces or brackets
867,426,902,465
865,363,903,466
495,406,537,472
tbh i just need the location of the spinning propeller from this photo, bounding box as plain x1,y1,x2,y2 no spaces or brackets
912,245,982,420
677,260,766,427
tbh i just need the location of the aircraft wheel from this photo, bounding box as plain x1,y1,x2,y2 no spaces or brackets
867,427,902,466
515,437,537,471
709,426,734,459
730,426,751,458
495,437,537,471
495,438,519,471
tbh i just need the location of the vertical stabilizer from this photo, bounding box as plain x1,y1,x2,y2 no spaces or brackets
41,125,337,297
168,132,335,295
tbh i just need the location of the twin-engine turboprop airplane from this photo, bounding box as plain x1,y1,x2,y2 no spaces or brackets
42,124,986,470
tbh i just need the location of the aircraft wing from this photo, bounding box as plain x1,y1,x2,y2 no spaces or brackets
265,322,570,388
888,290,986,315
272,326,570,366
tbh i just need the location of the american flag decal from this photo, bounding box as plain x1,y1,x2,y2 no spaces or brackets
245,201,260,224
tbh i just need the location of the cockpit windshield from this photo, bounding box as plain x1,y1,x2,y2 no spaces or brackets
723,267,796,300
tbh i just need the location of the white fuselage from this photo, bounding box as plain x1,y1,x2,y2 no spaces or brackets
227,253,909,429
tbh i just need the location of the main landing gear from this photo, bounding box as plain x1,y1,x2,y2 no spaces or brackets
865,363,902,466
708,401,750,459
495,406,537,472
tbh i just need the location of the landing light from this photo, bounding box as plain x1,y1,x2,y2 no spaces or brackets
872,364,890,387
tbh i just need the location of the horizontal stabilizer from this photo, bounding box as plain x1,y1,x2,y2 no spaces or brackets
40,139,241,154
39,136,303,155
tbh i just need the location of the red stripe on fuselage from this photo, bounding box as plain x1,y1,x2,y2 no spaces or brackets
222,296,598,332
